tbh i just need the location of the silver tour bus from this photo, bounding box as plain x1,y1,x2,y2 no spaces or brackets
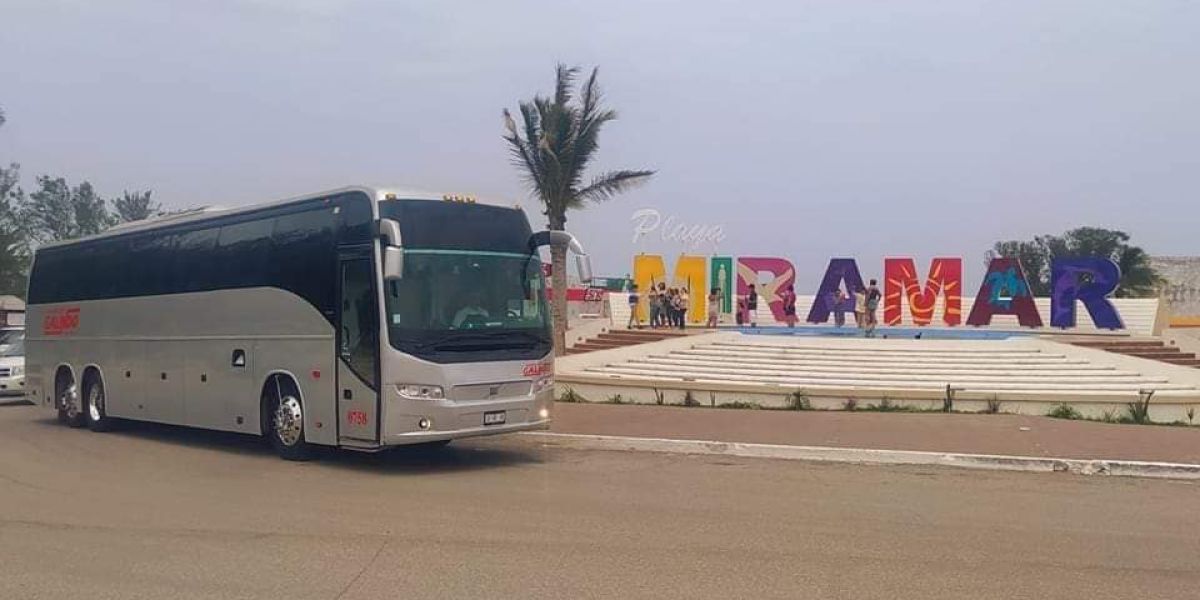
23,186,589,459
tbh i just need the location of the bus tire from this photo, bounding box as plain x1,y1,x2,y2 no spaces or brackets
264,376,315,461
84,374,115,432
57,374,85,428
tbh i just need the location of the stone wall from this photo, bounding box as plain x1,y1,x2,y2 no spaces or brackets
1152,257,1200,319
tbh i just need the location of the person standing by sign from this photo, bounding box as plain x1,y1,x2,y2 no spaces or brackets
864,279,881,337
627,284,641,329
662,282,672,328
833,287,849,327
707,287,721,328
678,287,690,330
647,283,660,329
853,287,866,330
781,285,798,328
747,284,759,328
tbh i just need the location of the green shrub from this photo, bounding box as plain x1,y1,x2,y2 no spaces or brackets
843,397,858,412
558,387,584,403
983,395,1002,415
1047,404,1082,420
788,389,811,411
717,400,761,410
1126,391,1154,425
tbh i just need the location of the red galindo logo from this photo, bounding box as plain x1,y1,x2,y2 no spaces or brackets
522,361,552,377
43,307,81,336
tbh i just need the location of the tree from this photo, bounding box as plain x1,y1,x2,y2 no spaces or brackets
0,106,30,297
988,227,1162,298
0,162,29,298
987,240,1050,296
113,189,160,222
503,65,654,354
23,176,115,243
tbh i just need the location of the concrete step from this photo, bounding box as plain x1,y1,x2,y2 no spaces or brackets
1126,351,1194,360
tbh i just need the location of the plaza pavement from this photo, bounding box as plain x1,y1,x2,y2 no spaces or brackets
544,402,1200,466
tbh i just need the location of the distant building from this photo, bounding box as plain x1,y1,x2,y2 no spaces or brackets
0,295,25,328
1151,257,1200,325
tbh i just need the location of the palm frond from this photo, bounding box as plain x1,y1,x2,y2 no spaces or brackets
577,169,655,204
554,63,579,106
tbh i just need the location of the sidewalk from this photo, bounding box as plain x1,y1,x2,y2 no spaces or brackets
547,402,1200,465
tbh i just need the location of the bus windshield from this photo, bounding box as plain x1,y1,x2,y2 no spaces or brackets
383,249,551,361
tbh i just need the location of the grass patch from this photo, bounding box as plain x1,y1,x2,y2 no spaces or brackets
983,395,1002,415
1126,391,1154,425
717,400,762,410
557,387,585,403
1047,404,1083,420
863,396,917,412
788,389,812,411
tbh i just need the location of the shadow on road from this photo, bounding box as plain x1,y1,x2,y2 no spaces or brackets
20,411,541,474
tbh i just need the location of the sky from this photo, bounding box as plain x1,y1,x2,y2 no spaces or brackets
1,0,1198,288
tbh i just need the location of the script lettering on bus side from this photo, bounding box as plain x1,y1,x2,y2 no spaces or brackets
43,307,81,336
522,362,552,377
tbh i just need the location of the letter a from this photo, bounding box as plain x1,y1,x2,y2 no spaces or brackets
966,258,1043,327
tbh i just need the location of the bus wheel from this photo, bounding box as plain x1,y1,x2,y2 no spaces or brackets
58,380,85,428
266,378,314,461
85,376,115,432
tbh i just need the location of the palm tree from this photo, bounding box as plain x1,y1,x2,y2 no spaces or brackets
504,65,654,355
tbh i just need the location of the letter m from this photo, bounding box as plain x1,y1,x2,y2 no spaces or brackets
632,254,708,322
883,257,963,326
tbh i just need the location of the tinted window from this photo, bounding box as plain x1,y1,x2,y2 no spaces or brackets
378,199,534,254
216,219,273,288
27,194,360,327
174,227,219,293
272,208,336,315
338,193,374,244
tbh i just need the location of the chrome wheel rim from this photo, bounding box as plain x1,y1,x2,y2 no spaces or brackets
62,384,80,419
273,395,303,447
87,384,103,422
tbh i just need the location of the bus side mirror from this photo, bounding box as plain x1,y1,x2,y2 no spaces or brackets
576,254,593,285
383,246,404,280
530,230,592,283
377,218,402,247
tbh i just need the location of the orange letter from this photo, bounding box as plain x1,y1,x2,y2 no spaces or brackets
883,258,963,326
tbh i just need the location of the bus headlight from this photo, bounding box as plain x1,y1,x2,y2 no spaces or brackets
397,384,445,400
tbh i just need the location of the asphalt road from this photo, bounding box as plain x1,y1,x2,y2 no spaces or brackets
2,400,1198,600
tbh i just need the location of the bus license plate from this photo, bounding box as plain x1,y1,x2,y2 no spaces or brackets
483,410,506,426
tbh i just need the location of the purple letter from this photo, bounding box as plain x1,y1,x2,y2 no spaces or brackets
1050,257,1124,330
806,258,864,324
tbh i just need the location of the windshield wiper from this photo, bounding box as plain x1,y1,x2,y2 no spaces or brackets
416,331,544,353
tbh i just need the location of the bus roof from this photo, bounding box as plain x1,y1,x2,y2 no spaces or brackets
39,185,520,250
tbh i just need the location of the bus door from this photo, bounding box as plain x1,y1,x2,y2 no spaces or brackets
336,248,381,443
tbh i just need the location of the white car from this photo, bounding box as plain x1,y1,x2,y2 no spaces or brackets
0,336,25,398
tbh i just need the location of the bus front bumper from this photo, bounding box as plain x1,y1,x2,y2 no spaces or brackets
381,417,551,447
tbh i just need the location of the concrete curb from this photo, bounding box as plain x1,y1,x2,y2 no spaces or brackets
522,432,1200,481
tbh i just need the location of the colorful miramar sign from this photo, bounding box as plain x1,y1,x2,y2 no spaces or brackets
632,255,1125,330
